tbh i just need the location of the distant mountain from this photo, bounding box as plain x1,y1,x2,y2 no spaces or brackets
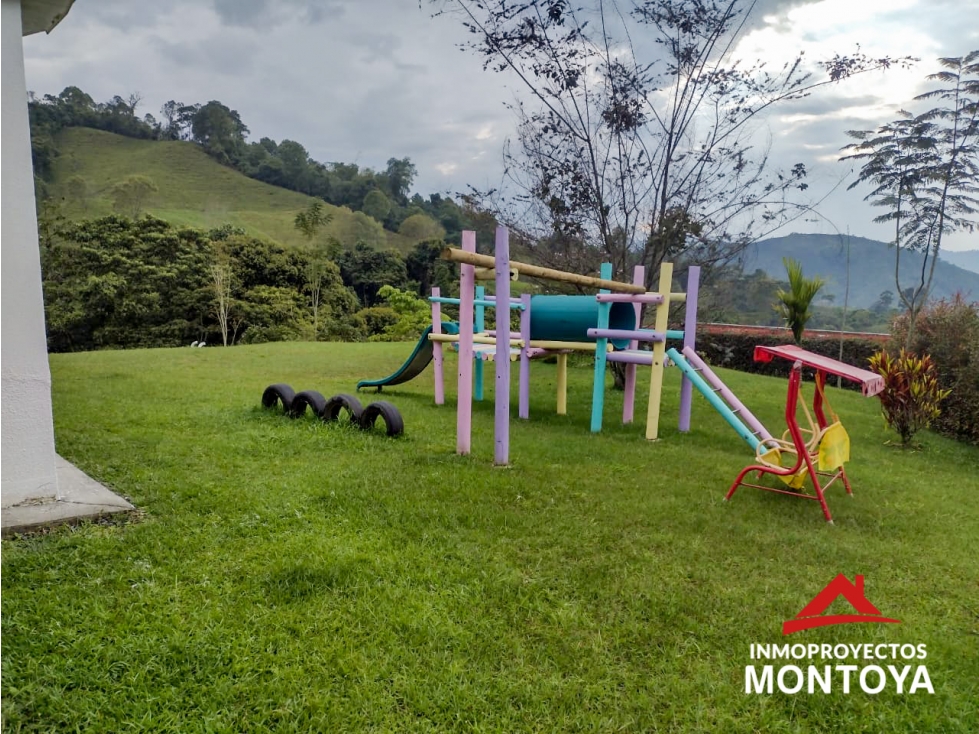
744,234,979,309
941,249,979,275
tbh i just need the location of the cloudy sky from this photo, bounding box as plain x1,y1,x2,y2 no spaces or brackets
23,0,979,251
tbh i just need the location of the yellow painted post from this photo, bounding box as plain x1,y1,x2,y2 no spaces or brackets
556,353,568,415
645,262,674,440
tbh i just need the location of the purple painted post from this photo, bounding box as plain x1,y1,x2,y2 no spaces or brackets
678,266,700,432
519,293,531,419
495,227,511,466
622,265,645,424
432,287,445,405
457,231,476,454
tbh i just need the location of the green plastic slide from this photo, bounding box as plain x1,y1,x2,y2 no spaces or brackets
356,322,459,391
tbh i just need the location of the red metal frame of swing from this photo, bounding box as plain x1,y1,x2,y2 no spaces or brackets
725,362,851,524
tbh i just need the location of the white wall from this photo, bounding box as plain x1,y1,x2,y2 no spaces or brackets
1,0,60,505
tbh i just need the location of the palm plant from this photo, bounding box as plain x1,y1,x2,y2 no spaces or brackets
774,258,826,344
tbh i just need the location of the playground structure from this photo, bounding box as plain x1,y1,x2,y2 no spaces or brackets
415,227,701,466
354,226,881,521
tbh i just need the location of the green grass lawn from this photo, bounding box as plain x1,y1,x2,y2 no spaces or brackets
3,343,977,732
48,128,416,252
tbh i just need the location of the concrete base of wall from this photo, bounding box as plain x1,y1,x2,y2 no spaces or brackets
1,456,134,537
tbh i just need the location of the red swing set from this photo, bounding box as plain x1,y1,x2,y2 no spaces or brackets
725,345,884,524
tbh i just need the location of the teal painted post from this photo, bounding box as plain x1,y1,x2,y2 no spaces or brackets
474,285,485,401
590,263,613,433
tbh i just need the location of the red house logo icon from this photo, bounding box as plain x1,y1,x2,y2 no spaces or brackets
783,574,901,635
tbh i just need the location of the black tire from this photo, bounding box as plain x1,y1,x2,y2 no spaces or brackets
323,394,364,424
359,401,404,437
261,383,295,412
288,390,328,419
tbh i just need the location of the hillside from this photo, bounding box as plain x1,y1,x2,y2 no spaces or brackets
46,128,416,251
941,249,979,274
744,233,979,309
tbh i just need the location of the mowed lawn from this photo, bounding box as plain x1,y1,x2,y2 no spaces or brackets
2,342,977,732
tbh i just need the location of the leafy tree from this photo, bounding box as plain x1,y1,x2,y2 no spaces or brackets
336,243,410,306
442,0,909,289
398,213,445,243
382,157,417,205
362,189,393,222
842,51,979,346
191,101,249,165
405,239,456,297
328,210,388,249
110,175,158,218
159,100,185,140
774,258,826,344
39,216,212,350
369,285,432,341
276,140,312,192
872,290,896,313
294,201,331,241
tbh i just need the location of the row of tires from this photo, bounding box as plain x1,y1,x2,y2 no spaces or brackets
261,384,404,437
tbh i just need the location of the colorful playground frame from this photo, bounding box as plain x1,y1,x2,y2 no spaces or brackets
427,227,701,466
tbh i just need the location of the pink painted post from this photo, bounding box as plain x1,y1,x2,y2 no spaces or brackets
431,287,445,405
456,231,476,454
494,227,511,466
518,293,531,419
622,265,645,424
678,266,700,432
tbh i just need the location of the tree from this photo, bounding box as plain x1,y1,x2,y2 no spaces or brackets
293,202,339,339
398,213,445,242
441,0,909,289
382,157,417,205
160,100,185,140
110,175,158,218
774,258,825,344
191,101,249,165
873,290,895,313
406,239,457,297
38,215,212,351
329,210,388,249
294,201,331,241
842,51,979,346
362,189,393,222
336,243,411,306
209,243,235,346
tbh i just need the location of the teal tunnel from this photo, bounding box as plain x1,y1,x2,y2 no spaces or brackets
529,295,637,349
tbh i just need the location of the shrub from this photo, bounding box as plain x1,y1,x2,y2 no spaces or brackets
356,306,399,338
368,286,431,342
868,350,950,446
889,295,979,445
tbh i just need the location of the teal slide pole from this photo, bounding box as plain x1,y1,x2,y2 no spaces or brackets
666,347,760,451
474,286,485,401
590,263,613,432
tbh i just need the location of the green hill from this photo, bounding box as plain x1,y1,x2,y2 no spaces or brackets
941,249,979,274
46,128,416,251
745,233,979,309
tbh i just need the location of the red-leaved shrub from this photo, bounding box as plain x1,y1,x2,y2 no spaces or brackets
868,350,951,446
